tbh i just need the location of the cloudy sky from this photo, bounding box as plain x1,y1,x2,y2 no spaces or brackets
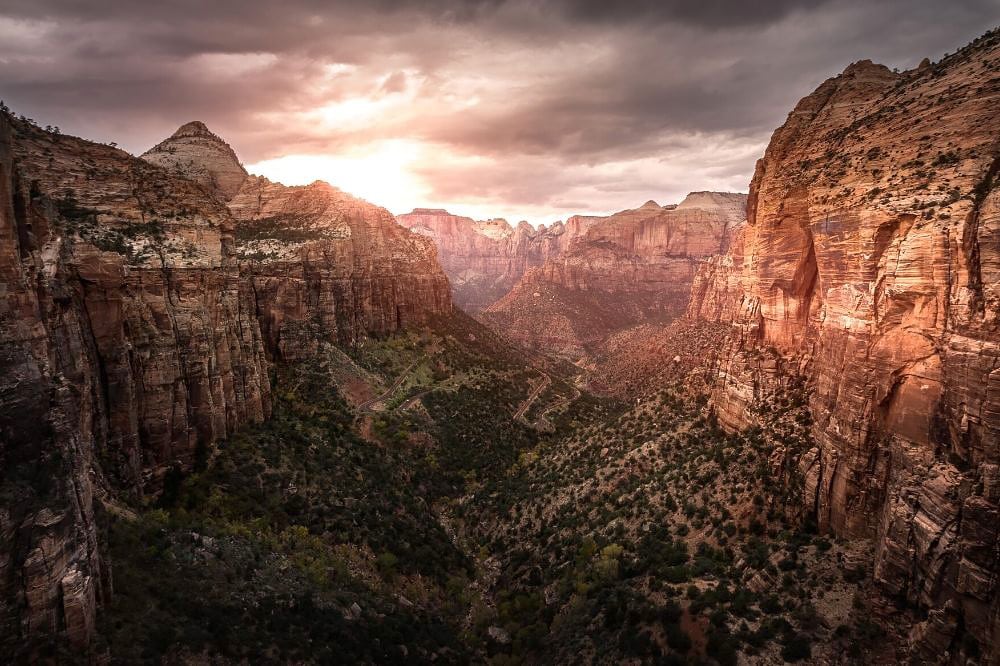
1,1,997,224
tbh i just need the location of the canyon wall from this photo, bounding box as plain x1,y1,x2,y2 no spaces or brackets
0,117,452,656
687,31,1000,661
145,124,453,359
483,192,746,355
0,114,271,657
230,178,453,359
397,208,600,311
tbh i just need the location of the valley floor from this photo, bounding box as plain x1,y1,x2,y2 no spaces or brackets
101,315,909,664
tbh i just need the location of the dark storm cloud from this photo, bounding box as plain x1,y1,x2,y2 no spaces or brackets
551,0,831,27
0,0,831,31
1,0,997,219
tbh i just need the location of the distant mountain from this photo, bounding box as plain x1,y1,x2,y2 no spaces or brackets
481,192,747,355
397,208,601,311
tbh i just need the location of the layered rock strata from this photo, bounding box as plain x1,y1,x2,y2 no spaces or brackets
0,114,271,657
0,116,453,655
482,192,747,354
141,120,249,200
397,208,600,311
145,125,453,358
230,178,452,358
687,30,1000,661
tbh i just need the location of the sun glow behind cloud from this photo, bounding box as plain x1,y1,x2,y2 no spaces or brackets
246,129,762,226
3,1,993,229
243,56,764,225
243,58,765,225
248,139,428,212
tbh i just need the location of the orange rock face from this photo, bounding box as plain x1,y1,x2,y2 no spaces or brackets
687,30,1000,660
397,208,599,311
231,178,453,358
483,193,746,354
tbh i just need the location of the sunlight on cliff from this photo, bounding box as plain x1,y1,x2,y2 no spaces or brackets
248,139,427,211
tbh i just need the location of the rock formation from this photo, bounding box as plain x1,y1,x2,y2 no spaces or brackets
397,208,600,311
687,30,1000,662
141,120,249,200
0,113,271,657
230,178,452,358
141,122,453,357
482,192,747,355
0,115,452,657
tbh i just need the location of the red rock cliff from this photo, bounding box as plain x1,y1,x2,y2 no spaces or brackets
0,113,271,657
687,30,1000,661
230,178,453,358
397,208,599,311
144,125,453,358
482,192,747,354
0,117,453,656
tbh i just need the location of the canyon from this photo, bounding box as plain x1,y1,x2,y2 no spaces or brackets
481,191,747,355
397,208,601,312
399,193,746,356
0,25,997,666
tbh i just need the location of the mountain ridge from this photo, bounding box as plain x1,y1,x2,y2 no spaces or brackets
481,191,748,355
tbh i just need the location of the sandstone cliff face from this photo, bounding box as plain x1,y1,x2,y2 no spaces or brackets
687,31,1000,661
142,124,453,358
0,116,453,655
397,208,600,311
230,178,452,358
482,192,747,354
0,114,271,657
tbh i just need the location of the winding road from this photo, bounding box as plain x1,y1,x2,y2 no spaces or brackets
513,372,552,423
358,355,426,413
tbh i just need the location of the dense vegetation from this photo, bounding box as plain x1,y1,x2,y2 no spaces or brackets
452,376,888,664
104,360,473,663
105,315,893,664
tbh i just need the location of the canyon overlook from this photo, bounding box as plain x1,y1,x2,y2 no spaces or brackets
0,18,998,666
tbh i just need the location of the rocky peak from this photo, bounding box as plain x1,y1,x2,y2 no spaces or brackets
676,192,749,245
141,121,248,201
676,191,747,211
472,217,514,240
840,58,894,80
638,199,661,210
171,120,216,138
410,207,451,215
